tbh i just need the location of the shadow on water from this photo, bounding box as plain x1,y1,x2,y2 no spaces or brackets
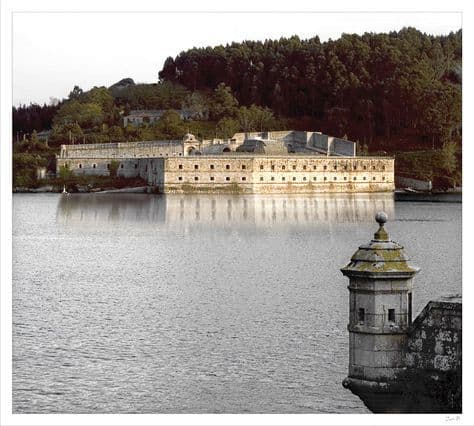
56,193,395,229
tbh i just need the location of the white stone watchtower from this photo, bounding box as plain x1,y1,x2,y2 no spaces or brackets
341,212,419,410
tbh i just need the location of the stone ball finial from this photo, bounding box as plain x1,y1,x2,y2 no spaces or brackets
375,211,388,225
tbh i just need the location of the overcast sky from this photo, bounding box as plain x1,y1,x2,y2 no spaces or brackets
13,12,462,106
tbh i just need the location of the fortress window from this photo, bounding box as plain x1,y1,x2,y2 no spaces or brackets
107,163,110,169
292,165,296,170
179,164,183,169
353,165,357,170
324,177,327,181
323,165,327,170
242,177,246,181
282,165,286,170
194,165,199,170
121,164,124,168
303,165,307,170
226,177,230,181
358,308,365,323
373,165,376,170
260,165,264,170
178,177,183,181
79,164,82,169
271,165,275,171
242,165,246,170
334,165,337,170
210,165,214,169
135,164,138,169
373,177,376,180
292,177,296,181
282,177,285,181
226,164,230,170
210,176,215,181
363,165,367,170
344,176,347,181
383,165,386,171
363,176,366,180
260,177,264,181
382,176,386,180
313,177,317,181
271,176,275,181
388,309,395,322
303,177,307,181
353,177,357,180
194,176,199,181
93,164,96,169
333,177,337,181
313,165,317,170
344,165,348,170
179,153,182,156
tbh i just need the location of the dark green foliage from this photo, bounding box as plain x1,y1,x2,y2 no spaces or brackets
158,28,461,149
13,103,59,138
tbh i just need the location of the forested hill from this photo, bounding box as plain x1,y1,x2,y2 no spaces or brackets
159,27,461,148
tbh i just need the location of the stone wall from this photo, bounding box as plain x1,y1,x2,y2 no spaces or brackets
58,140,184,160
403,295,462,412
407,295,461,372
138,155,394,194
332,137,357,156
56,157,140,178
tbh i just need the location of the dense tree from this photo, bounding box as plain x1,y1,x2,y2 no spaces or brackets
216,117,239,139
159,28,462,150
53,100,104,128
13,103,59,138
210,83,239,120
155,110,186,139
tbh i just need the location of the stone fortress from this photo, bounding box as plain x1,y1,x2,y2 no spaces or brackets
56,130,394,194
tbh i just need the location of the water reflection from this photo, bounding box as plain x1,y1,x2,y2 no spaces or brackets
57,193,395,228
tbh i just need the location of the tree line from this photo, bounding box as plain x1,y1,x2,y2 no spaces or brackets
158,27,461,149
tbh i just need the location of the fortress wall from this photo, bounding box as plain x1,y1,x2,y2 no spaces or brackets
332,137,357,156
402,296,462,412
142,156,394,193
310,133,329,151
406,297,461,374
289,131,309,145
56,157,141,178
59,140,183,159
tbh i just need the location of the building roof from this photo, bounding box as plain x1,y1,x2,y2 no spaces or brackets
341,212,420,278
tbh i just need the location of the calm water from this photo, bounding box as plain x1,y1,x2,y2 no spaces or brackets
12,193,462,413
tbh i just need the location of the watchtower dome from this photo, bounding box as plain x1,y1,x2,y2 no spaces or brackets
341,212,419,409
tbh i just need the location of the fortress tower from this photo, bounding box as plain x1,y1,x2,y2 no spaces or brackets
341,212,420,412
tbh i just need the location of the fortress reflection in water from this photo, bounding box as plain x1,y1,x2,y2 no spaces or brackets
57,193,395,229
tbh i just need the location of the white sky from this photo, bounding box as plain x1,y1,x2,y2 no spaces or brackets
13,12,461,105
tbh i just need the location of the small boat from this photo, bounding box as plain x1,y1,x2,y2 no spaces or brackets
62,185,69,195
